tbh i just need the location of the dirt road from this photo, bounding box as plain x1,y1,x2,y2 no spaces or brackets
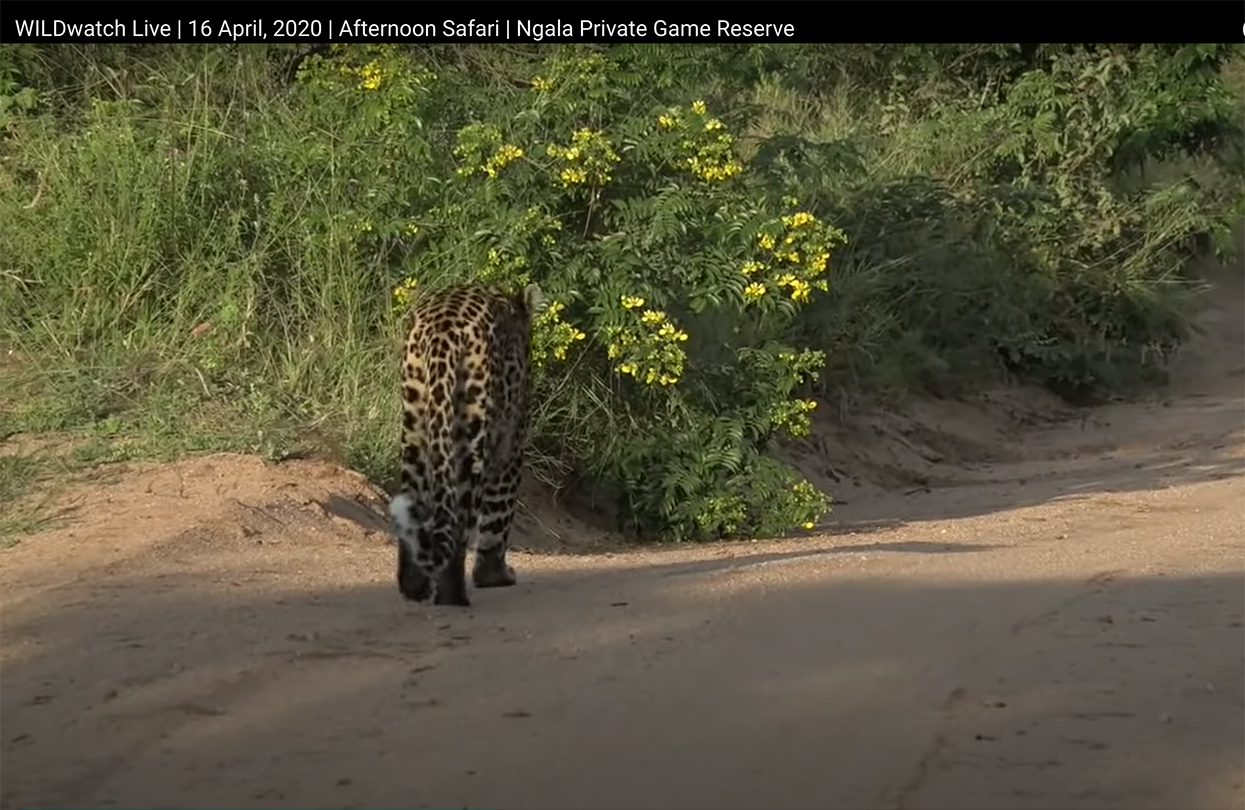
2,267,1242,810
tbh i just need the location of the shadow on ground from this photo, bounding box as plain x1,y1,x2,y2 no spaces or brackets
3,554,1242,810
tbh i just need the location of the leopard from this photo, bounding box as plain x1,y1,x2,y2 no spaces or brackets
388,282,544,607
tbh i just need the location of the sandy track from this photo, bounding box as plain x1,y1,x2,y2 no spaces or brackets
2,267,1242,810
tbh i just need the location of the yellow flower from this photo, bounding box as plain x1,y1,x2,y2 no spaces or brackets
531,76,553,92
741,260,765,276
691,100,707,115
620,295,645,309
619,362,637,376
479,144,524,179
640,310,665,325
392,277,419,307
358,61,384,91
783,212,817,229
688,159,742,183
560,167,587,186
658,114,677,130
704,118,724,132
802,521,815,530
744,282,767,301
758,234,776,251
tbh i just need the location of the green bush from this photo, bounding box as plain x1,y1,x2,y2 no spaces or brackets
755,44,1244,402
1,43,1241,541
292,46,842,540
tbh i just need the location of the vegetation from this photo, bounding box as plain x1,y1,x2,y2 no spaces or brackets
2,44,1242,542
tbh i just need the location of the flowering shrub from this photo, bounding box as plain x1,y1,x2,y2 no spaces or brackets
289,45,845,540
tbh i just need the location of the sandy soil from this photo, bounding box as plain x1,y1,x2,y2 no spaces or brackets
1,265,1242,810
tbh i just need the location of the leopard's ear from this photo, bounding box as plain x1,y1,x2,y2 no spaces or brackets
522,282,546,315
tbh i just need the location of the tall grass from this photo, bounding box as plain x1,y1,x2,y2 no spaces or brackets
2,47,404,479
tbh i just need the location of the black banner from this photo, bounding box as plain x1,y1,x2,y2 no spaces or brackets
2,0,1243,44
